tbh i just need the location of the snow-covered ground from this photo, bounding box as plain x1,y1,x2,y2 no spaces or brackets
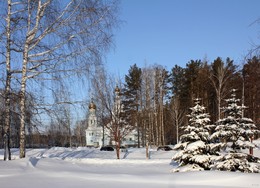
0,143,260,188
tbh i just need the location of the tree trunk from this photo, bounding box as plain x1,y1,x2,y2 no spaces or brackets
160,91,165,145
20,78,27,158
115,129,120,159
217,89,221,120
146,141,149,159
3,0,12,161
20,42,29,158
116,144,120,159
137,122,140,148
249,136,253,155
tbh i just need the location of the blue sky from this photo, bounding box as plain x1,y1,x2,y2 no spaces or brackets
106,0,260,76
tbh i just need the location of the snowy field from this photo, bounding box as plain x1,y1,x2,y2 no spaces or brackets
0,143,260,188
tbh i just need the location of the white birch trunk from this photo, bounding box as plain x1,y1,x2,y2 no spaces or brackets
19,0,48,158
3,0,12,161
146,142,149,159
20,42,29,158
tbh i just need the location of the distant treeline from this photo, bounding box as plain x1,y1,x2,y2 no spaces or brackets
118,56,260,146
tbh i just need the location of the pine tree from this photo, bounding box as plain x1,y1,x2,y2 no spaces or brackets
172,99,213,172
210,89,260,173
122,64,142,147
242,56,260,126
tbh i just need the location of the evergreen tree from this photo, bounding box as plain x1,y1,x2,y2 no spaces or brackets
168,65,186,97
172,99,212,172
242,56,260,126
211,89,258,151
184,60,203,102
122,64,142,147
210,89,260,173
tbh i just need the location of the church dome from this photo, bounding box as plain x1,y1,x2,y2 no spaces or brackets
89,100,96,109
115,85,120,93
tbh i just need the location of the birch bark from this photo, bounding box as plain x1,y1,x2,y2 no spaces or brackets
3,0,12,161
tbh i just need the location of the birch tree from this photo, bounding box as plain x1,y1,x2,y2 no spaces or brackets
91,66,134,159
153,65,168,146
140,66,153,158
0,0,119,158
139,65,168,147
209,57,237,121
1,0,13,160
170,96,186,144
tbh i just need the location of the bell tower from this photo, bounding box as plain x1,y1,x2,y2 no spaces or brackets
114,85,121,114
88,98,97,128
86,98,102,147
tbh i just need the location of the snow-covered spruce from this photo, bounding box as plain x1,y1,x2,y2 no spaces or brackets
211,89,259,151
172,99,214,172
210,89,260,173
210,152,260,173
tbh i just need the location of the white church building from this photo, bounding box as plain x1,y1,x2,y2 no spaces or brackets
85,86,138,147
85,100,108,147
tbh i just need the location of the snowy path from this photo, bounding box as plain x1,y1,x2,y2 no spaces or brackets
0,147,259,188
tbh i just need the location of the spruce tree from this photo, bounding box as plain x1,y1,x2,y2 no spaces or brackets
210,89,260,173
211,89,258,151
172,99,212,172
